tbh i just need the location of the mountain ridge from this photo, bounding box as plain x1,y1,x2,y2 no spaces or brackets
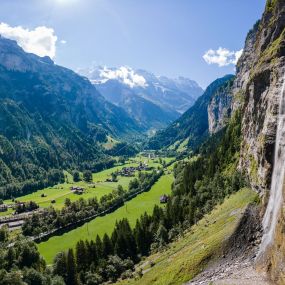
78,65,204,130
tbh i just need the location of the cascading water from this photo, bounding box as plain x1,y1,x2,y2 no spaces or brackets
259,72,285,255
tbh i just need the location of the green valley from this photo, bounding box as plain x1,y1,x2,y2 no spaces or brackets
38,172,174,264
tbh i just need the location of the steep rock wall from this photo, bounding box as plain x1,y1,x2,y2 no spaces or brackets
208,78,234,134
232,0,285,282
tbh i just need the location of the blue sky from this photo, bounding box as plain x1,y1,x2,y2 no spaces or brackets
0,0,265,88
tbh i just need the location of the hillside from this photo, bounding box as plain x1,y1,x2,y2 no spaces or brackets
147,75,234,150
115,188,258,285
0,37,142,199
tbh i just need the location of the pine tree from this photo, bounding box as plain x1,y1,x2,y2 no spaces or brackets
95,235,103,260
102,234,113,258
76,240,87,272
53,252,67,281
66,249,78,285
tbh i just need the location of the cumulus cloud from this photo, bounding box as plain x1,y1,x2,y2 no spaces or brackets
203,47,243,67
60,40,67,44
98,66,147,88
0,23,58,59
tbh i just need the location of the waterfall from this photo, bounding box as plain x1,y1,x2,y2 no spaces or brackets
259,73,285,254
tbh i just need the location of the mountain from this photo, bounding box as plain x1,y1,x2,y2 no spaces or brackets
147,75,234,151
78,66,203,130
0,36,142,198
229,0,285,281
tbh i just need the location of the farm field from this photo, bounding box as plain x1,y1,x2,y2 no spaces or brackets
38,173,174,264
4,183,114,210
3,155,174,211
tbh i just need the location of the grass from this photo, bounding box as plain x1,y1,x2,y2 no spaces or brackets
3,157,169,211
37,173,174,264
115,188,257,285
0,208,13,216
4,182,114,210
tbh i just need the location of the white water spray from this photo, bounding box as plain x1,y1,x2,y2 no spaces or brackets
259,72,285,254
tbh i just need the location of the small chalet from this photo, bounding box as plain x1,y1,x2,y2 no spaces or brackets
0,204,8,212
160,194,169,204
70,186,85,194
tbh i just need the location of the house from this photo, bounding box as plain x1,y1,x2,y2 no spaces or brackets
0,204,7,212
160,195,169,204
70,186,85,194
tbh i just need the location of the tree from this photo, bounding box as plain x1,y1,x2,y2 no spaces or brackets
83,171,93,183
95,235,103,260
0,226,9,243
53,252,67,281
66,249,78,285
5,248,16,270
117,185,124,196
155,224,168,246
73,171,81,182
18,243,41,268
111,172,118,182
23,268,45,285
102,234,113,258
64,198,71,208
75,240,87,272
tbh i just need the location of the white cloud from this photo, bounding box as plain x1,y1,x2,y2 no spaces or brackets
97,66,147,88
0,23,58,59
60,40,67,44
203,47,243,67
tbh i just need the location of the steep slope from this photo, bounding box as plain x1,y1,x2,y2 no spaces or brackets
78,66,203,130
147,75,234,150
115,189,258,285
210,0,285,283
0,37,141,199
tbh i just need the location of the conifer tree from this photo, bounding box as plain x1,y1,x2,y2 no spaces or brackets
66,249,78,285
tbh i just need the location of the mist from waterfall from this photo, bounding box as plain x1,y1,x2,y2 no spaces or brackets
259,73,285,254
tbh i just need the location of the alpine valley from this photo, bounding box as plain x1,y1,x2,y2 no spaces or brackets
0,1,285,285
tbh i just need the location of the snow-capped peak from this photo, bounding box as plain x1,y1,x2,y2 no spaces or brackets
80,65,148,88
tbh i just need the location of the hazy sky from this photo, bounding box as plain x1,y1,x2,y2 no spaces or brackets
0,0,266,88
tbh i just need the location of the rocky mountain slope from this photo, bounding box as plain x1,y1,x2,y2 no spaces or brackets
229,0,285,283
145,1,285,283
78,66,203,130
0,36,142,198
147,75,234,150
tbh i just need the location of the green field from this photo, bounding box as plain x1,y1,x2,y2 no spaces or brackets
5,184,114,210
116,188,257,285
3,156,172,211
38,173,174,264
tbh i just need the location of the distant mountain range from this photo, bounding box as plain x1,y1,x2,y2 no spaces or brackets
78,66,204,131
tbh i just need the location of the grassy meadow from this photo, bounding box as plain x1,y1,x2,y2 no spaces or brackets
38,173,174,264
3,155,173,211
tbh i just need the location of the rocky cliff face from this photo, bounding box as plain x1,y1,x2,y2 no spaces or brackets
208,78,234,134
231,0,285,283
